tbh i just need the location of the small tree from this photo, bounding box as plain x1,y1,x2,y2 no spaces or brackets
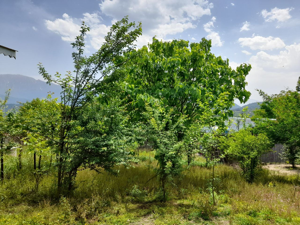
253,89,300,168
200,130,225,205
38,17,142,195
224,130,271,182
0,90,11,181
16,96,60,170
142,100,185,202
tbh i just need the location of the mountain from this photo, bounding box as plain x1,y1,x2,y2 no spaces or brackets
241,102,261,111
232,102,262,116
231,103,242,110
0,74,61,104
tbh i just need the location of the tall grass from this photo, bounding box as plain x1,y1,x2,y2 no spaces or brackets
1,150,300,224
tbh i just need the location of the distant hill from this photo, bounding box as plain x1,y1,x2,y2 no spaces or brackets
232,102,262,117
231,103,242,110
241,102,261,111
0,74,61,104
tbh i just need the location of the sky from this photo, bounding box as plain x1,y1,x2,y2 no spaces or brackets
1,0,300,103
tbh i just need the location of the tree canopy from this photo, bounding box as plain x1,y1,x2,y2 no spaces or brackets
122,38,251,133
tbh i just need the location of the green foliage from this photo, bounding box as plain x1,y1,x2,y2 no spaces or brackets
0,89,14,181
71,97,138,174
254,89,300,168
143,101,185,201
224,130,271,182
1,152,300,224
17,96,60,152
120,37,251,177
122,37,251,136
38,17,142,195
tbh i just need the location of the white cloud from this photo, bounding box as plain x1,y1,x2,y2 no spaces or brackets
245,42,300,100
242,50,251,55
45,13,81,42
249,43,300,72
32,26,37,31
238,36,285,50
204,21,214,32
240,21,250,32
45,0,213,48
45,13,110,49
231,3,235,6
261,7,293,22
191,37,196,41
100,0,213,46
207,32,222,47
203,17,223,47
229,61,239,70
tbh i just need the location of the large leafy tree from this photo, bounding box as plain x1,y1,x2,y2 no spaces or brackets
38,17,142,195
118,38,251,199
122,38,251,138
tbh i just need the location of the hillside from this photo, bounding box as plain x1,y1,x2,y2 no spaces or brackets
231,103,242,110
0,74,61,104
232,102,262,116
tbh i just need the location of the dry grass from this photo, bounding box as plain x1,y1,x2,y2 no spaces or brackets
1,151,300,224
263,164,300,176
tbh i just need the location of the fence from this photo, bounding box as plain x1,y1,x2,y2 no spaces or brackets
260,144,285,163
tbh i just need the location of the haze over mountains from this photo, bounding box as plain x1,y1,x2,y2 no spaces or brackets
0,74,262,113
0,74,61,104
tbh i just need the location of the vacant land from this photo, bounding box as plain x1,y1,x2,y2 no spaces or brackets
263,164,300,176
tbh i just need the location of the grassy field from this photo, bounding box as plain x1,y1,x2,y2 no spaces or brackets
1,151,300,224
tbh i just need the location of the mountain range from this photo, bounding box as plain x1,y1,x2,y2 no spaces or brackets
0,74,61,104
0,74,262,113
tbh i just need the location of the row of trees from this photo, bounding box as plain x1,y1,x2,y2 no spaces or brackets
1,17,296,199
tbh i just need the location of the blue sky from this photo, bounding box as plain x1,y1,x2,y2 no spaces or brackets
1,0,300,102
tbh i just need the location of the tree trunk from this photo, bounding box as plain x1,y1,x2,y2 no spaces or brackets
57,151,63,196
291,148,296,169
38,155,42,170
18,148,22,170
249,158,256,183
162,175,166,202
292,159,296,169
187,151,192,165
49,155,52,169
212,163,215,205
0,137,3,181
67,168,78,192
34,152,36,170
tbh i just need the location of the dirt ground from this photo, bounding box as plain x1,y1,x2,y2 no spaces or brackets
263,164,300,176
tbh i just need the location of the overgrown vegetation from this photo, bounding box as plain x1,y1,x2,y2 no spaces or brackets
1,17,299,224
0,152,300,224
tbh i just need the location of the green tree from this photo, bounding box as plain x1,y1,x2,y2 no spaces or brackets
38,17,142,195
68,96,138,175
142,100,185,202
121,37,251,157
253,89,300,168
16,96,60,170
0,90,11,181
224,130,271,182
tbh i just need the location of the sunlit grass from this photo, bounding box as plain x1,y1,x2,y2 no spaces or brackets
1,150,300,224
